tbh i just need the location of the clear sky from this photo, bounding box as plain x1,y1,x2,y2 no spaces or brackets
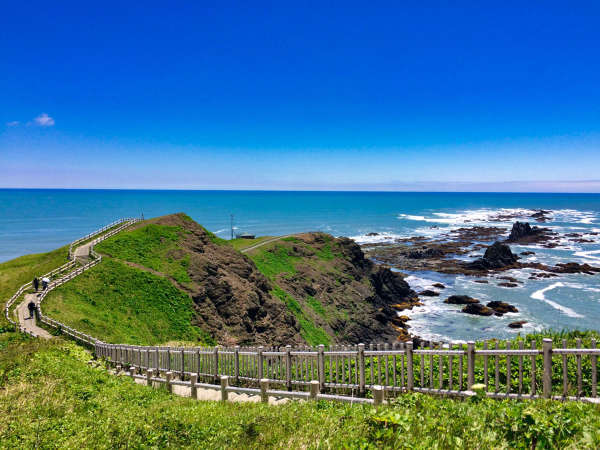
1,1,599,192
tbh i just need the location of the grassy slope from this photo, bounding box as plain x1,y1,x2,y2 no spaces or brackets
96,223,193,283
1,336,600,448
244,236,346,346
42,259,212,345
0,246,69,328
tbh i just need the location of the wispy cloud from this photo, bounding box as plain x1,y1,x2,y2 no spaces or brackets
33,113,55,127
6,121,20,127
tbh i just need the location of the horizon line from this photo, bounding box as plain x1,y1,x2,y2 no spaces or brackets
1,187,599,195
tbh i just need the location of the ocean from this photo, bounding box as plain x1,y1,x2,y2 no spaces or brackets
1,189,599,341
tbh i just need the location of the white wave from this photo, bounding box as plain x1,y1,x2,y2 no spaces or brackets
404,275,443,291
530,282,584,318
574,249,600,264
349,231,405,244
397,207,599,228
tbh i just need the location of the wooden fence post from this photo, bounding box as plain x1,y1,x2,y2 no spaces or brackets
310,380,319,400
285,345,292,391
221,375,229,402
258,346,264,381
166,371,173,393
234,346,240,385
373,385,384,406
146,369,153,386
406,342,414,390
358,343,366,396
213,347,219,383
467,341,475,389
543,338,553,398
167,347,171,371
318,344,325,392
190,374,198,399
592,339,597,398
181,348,185,380
260,378,269,403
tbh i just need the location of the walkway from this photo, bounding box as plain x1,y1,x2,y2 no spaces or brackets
240,235,294,253
16,293,53,339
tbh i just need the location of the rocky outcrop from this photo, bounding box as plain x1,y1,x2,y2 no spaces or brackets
419,290,439,297
444,295,479,305
508,321,527,329
466,242,518,271
462,303,494,316
486,301,518,315
530,210,551,222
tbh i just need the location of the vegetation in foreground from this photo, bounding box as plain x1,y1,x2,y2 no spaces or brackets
1,334,600,449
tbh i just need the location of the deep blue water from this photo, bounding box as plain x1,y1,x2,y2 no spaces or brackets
1,189,599,340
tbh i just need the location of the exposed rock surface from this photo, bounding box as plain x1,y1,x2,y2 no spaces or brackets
466,242,519,270
462,303,494,316
509,321,527,329
486,301,518,315
444,295,479,305
419,290,439,297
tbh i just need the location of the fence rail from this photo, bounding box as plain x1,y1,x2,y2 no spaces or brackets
96,338,600,404
5,216,600,405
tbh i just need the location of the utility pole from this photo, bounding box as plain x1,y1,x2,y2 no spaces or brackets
230,214,234,240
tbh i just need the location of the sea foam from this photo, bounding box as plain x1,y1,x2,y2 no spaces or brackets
530,282,584,318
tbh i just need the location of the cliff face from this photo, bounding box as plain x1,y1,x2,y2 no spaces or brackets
245,233,419,343
138,214,303,346
118,214,418,345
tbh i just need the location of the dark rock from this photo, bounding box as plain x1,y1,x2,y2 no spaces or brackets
462,303,494,316
466,242,518,270
432,283,446,289
444,295,479,305
498,282,518,288
530,210,551,222
474,279,489,284
508,321,527,329
407,248,444,259
486,301,518,315
366,232,380,236
520,251,536,256
498,276,519,283
419,290,439,297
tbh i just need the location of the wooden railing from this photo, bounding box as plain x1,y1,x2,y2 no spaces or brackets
36,218,142,344
6,216,600,405
3,218,140,337
94,338,600,405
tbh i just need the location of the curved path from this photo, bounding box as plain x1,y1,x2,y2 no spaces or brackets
239,235,294,253
16,293,53,339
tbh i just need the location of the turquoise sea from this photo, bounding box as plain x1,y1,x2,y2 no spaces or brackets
1,189,599,341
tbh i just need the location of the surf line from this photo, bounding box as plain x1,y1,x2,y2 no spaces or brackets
530,282,584,318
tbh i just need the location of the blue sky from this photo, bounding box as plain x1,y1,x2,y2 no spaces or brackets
1,1,599,192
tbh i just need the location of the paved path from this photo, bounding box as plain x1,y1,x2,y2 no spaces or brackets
16,293,53,339
240,235,294,253
73,242,93,262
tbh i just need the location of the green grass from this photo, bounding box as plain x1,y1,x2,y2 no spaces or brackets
42,259,213,345
96,223,192,283
1,337,600,448
272,287,330,346
249,243,300,279
306,295,326,318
